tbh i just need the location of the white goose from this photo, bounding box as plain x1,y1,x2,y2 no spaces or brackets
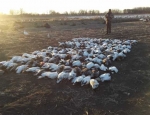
26,67,40,73
90,79,99,89
49,63,59,71
38,72,58,79
72,60,82,67
57,71,69,83
99,73,111,82
72,75,85,85
81,75,91,86
99,64,107,71
10,56,23,63
6,62,18,71
123,48,130,54
68,69,76,80
109,66,118,74
16,65,28,73
86,62,94,69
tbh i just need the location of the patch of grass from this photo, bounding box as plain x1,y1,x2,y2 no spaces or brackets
0,51,8,61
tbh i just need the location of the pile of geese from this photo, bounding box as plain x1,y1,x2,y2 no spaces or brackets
0,38,137,89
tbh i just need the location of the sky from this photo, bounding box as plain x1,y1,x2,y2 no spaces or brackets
0,0,150,14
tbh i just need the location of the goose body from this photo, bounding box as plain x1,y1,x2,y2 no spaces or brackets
39,72,58,79
10,56,22,63
100,73,111,82
57,71,69,83
86,62,94,69
16,65,28,73
72,60,82,67
6,62,18,71
81,76,91,86
68,69,76,80
100,64,107,71
90,79,99,89
109,66,118,73
26,67,40,73
123,48,130,53
72,75,85,85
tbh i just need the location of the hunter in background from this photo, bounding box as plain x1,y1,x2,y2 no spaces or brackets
105,9,114,34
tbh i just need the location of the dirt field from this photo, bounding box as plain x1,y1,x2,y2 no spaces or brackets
0,16,150,115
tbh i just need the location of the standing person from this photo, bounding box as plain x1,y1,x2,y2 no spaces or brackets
105,9,114,34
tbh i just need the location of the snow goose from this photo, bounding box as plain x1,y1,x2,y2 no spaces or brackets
94,64,101,69
38,72,58,79
109,66,118,74
123,48,130,54
1,61,17,71
68,68,77,80
72,60,82,67
49,63,59,71
112,52,119,61
90,79,99,89
41,63,50,69
16,65,28,73
99,73,111,82
118,51,126,60
99,64,107,71
57,54,67,59
21,57,32,64
86,62,94,69
6,62,18,71
83,50,89,57
81,76,91,86
72,75,85,85
126,44,131,49
57,71,69,83
98,54,106,59
26,67,40,73
131,40,138,44
10,56,22,63
92,57,102,64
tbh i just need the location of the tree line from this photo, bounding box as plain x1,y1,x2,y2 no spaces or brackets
3,7,150,16
123,7,150,14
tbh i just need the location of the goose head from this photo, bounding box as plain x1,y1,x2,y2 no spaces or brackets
90,79,99,89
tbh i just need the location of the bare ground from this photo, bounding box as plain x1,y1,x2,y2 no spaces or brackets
0,18,150,115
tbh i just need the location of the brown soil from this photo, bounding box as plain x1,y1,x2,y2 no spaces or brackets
0,17,150,115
